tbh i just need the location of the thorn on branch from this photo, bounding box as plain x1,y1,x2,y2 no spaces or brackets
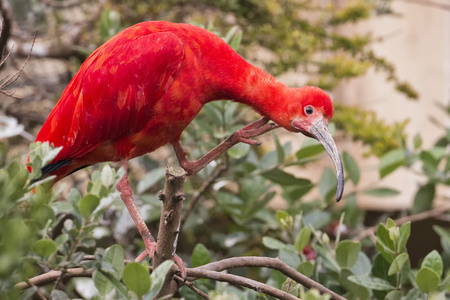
158,191,166,201
164,209,174,224
174,192,185,202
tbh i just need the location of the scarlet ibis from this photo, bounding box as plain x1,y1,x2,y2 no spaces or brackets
31,21,343,271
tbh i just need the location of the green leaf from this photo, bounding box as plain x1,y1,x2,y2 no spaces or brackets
33,239,57,258
433,225,450,253
335,240,361,268
421,250,443,277
146,260,175,300
397,222,411,252
303,210,332,230
274,133,285,163
262,169,311,186
339,269,370,299
122,262,151,297
413,134,422,149
388,253,409,275
50,290,68,300
343,151,360,185
372,254,396,286
375,223,395,259
296,139,325,160
191,243,211,268
412,183,435,214
79,194,100,218
298,261,314,278
229,30,242,52
416,267,440,293
279,250,301,269
94,270,130,299
348,274,395,291
379,149,406,178
276,210,292,229
402,288,423,300
294,227,311,252
136,168,165,194
93,269,115,296
227,142,251,159
364,188,400,197
103,245,125,278
318,168,337,202
351,251,372,276
385,290,403,300
386,218,396,229
101,164,114,187
67,188,82,214
262,237,293,251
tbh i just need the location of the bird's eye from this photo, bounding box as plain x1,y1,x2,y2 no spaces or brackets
304,106,314,115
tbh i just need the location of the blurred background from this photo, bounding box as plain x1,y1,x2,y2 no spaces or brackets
1,0,450,299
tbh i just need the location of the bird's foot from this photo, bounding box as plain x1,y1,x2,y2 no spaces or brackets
135,241,187,280
232,118,279,145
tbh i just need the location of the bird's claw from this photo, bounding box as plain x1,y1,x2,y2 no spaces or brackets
234,118,278,146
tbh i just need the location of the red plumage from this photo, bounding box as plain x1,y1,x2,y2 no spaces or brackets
32,21,343,269
35,21,336,181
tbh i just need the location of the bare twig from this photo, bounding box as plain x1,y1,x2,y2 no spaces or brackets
174,275,209,299
0,33,36,99
25,279,47,300
153,165,187,298
0,0,12,59
188,268,300,300
196,256,345,300
180,164,226,229
41,0,88,9
18,254,347,300
354,203,450,241
396,0,450,11
15,268,93,290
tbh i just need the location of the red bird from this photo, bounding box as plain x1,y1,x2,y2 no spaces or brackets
32,21,343,270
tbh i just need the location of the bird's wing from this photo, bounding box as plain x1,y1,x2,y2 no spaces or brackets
36,31,185,163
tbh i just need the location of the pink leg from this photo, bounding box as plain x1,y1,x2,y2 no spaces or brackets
117,160,186,278
172,118,278,175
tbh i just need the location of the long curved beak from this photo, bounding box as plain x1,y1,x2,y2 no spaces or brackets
310,119,344,201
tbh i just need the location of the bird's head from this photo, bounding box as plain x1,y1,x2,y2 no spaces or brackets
280,86,344,201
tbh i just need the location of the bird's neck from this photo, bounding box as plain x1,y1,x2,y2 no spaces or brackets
214,64,293,128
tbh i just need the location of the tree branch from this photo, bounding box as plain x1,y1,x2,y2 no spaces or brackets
195,256,345,300
180,164,226,229
17,255,347,300
188,268,300,300
354,202,450,241
153,164,187,298
15,268,93,290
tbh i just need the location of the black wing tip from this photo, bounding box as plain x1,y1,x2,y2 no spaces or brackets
30,159,72,184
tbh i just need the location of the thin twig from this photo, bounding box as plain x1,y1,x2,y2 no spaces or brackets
395,0,450,11
174,275,209,300
15,268,93,290
25,279,47,300
153,165,187,298
0,0,12,60
196,256,345,300
354,203,450,241
41,0,88,8
188,268,300,300
180,164,226,229
0,32,36,99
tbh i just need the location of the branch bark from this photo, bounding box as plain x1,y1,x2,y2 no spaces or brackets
188,268,300,300
153,164,187,298
354,202,450,241
196,256,346,300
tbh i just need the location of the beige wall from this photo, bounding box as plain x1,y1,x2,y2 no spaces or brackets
333,1,450,210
